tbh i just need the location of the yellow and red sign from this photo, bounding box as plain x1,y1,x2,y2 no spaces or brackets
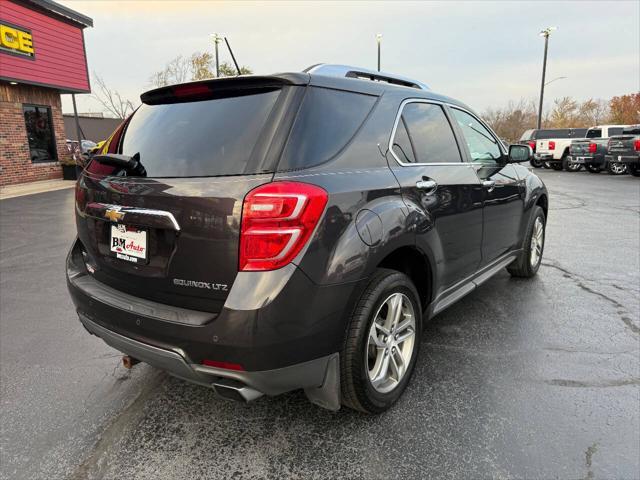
0,22,34,57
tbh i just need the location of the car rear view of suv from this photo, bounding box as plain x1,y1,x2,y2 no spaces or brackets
67,65,548,413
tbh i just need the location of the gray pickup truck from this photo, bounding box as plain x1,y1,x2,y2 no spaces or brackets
569,125,629,174
606,125,640,177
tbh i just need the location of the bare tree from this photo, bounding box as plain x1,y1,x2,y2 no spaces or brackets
482,99,537,143
91,74,135,119
149,53,253,88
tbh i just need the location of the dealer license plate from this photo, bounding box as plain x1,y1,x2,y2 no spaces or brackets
110,224,148,263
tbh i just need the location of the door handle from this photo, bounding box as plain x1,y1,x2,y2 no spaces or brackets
416,179,437,191
482,180,496,191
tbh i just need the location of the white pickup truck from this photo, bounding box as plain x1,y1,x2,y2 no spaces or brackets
535,125,628,171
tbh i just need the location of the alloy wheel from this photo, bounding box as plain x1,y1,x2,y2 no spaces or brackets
366,293,416,394
530,217,544,267
609,163,627,175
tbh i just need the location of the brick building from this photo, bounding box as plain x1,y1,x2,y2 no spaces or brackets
0,0,92,186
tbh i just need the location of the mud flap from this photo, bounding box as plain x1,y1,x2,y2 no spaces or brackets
304,353,340,411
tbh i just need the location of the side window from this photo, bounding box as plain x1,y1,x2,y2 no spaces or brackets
391,102,461,164
451,108,501,163
391,118,417,163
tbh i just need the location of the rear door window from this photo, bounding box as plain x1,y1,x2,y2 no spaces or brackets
391,102,461,164
277,87,377,170
89,89,281,177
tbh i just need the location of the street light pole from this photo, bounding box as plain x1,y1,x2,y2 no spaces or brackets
537,27,557,129
376,34,382,71
210,33,222,77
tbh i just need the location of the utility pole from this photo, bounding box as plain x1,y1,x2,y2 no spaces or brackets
210,33,222,77
537,27,557,129
376,34,383,71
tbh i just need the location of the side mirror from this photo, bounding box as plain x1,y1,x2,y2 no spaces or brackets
508,144,532,163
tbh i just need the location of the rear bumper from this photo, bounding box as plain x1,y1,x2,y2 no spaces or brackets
79,314,337,400
534,153,554,161
570,154,603,166
66,238,359,407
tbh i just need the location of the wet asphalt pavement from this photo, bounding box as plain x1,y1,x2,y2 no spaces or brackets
1,169,639,480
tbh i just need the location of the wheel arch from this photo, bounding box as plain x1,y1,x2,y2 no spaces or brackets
376,245,433,311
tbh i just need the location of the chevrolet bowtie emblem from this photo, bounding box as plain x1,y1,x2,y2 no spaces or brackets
104,208,125,222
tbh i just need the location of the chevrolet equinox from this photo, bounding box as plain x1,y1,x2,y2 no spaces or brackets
66,64,547,413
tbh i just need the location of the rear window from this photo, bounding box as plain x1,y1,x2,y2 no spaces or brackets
586,129,602,138
607,127,624,137
623,125,640,134
536,129,571,139
90,89,281,177
277,87,376,171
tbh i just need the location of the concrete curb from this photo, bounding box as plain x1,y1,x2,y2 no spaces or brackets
0,179,76,200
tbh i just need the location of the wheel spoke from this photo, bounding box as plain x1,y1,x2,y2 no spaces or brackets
388,294,403,328
396,316,413,333
368,328,385,348
395,327,414,344
371,353,390,388
374,321,391,337
390,349,405,380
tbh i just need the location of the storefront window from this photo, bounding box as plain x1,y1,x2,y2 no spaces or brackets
23,105,57,162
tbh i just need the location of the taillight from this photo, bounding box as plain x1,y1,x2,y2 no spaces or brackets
528,141,536,150
634,139,640,151
548,141,555,150
588,143,597,153
239,181,328,271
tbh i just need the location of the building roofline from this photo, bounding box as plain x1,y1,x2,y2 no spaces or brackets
23,0,93,28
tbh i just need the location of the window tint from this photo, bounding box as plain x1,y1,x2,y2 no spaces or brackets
607,127,624,137
94,89,281,177
391,118,417,163
392,103,461,164
278,87,376,170
451,108,501,162
623,125,640,134
571,128,588,138
536,129,571,139
586,129,602,138
23,105,57,162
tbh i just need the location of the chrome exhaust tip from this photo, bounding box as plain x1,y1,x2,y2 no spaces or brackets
212,378,263,402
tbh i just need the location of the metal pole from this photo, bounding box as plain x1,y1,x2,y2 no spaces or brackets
71,93,82,143
214,37,220,77
537,33,549,129
376,34,382,71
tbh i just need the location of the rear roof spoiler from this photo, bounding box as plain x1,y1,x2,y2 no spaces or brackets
140,73,309,105
304,64,429,91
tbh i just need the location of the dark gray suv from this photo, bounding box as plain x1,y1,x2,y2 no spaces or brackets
66,64,547,413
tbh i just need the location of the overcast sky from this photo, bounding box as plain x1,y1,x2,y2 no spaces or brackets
59,0,639,116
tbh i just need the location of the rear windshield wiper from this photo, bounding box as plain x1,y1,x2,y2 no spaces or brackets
92,153,146,177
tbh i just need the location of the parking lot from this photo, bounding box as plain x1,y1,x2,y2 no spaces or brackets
1,169,638,479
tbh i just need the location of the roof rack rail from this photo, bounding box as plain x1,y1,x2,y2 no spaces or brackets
304,64,429,90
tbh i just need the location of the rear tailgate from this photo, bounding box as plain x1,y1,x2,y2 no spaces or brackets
536,140,553,154
75,77,305,312
570,140,591,156
607,135,638,155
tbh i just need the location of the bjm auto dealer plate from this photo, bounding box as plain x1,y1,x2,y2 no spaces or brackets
110,224,148,263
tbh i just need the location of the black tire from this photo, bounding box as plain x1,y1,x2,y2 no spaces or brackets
507,206,545,278
585,163,602,173
550,162,563,171
530,158,543,168
628,164,640,177
562,153,582,172
607,162,627,175
340,268,422,414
